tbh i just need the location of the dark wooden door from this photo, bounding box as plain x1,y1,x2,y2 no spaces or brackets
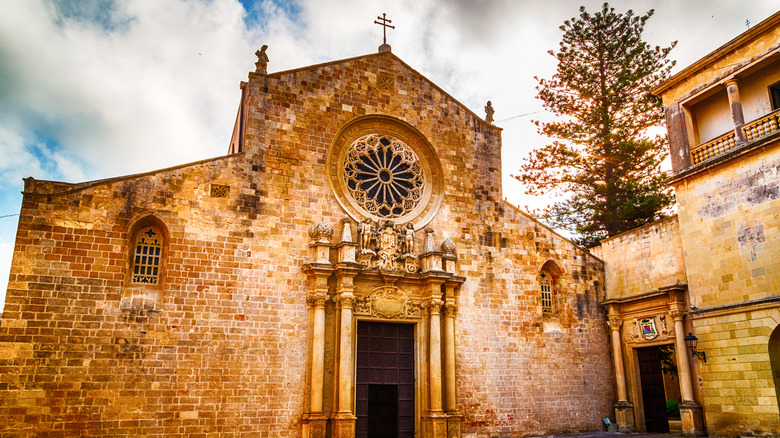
637,346,669,433
356,322,414,438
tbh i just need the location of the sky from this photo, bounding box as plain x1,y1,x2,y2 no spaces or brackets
0,0,777,306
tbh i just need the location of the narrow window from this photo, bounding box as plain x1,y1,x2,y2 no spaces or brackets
132,227,163,284
540,273,553,316
770,81,780,110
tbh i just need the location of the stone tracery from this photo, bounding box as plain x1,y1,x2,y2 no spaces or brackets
343,134,425,218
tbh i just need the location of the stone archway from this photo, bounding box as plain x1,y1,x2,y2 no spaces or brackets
768,325,780,406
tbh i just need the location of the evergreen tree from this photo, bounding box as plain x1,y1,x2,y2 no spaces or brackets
517,3,676,247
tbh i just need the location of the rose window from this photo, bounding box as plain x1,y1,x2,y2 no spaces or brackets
343,134,425,218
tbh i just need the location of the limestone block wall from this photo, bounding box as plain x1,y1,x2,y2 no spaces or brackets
593,216,687,300
693,309,780,435
674,143,780,309
672,141,780,435
0,52,615,436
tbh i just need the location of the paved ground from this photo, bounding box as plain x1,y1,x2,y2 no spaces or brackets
528,434,680,438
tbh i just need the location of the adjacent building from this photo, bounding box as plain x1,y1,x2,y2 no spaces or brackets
596,10,780,437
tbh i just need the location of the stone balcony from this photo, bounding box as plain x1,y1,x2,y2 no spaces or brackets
690,108,780,165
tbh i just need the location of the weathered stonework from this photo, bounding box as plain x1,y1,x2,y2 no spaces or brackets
0,51,613,436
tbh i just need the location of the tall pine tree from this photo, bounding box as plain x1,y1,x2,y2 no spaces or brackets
517,3,676,246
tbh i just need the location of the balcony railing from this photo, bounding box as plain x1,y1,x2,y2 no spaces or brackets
690,108,780,165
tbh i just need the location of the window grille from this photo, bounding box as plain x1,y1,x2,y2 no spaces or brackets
132,227,162,284
540,273,553,316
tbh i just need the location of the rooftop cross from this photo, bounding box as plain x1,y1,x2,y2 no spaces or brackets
374,13,395,45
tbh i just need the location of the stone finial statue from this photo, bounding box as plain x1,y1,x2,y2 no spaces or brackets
340,217,353,243
484,100,495,124
255,45,269,74
309,222,333,244
424,227,435,253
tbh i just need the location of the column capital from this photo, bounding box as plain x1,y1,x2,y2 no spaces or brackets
424,299,444,315
724,77,740,87
307,293,329,309
443,302,458,317
607,317,623,331
336,293,357,308
669,302,686,321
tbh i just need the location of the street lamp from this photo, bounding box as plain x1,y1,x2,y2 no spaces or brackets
684,332,706,363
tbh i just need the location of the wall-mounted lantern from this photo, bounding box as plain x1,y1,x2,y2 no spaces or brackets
684,332,706,363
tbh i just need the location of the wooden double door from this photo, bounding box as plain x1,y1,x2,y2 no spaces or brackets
355,321,415,438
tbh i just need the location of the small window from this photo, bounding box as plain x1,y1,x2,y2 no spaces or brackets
770,81,780,110
540,273,553,316
132,227,163,284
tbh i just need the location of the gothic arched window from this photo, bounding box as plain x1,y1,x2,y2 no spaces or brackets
131,226,163,285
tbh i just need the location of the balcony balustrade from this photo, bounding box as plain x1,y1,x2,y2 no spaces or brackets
689,108,780,165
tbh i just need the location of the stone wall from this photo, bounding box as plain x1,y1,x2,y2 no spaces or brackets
675,144,780,309
0,52,614,436
592,216,687,300
672,140,780,435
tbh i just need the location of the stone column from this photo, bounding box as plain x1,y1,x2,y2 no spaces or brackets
443,302,458,412
725,78,747,143
308,292,328,414
607,307,634,432
443,300,460,438
670,303,704,436
332,270,358,438
302,265,332,438
424,297,447,438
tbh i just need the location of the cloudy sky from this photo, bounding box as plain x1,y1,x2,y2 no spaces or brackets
0,0,776,304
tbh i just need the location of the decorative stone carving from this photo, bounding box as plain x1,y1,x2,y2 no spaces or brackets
441,238,456,255
625,315,672,343
377,222,400,270
352,221,421,272
309,222,333,244
340,217,353,243
443,302,458,317
336,293,356,309
307,293,329,309
607,317,623,331
352,286,422,319
424,227,435,253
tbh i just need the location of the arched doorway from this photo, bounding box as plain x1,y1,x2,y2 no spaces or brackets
768,325,780,406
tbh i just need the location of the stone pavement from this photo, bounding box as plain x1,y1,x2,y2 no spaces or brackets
528,434,679,438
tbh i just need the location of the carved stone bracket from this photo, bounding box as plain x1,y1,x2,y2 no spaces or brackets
353,286,422,319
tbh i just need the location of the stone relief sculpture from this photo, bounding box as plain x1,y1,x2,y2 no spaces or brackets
353,286,423,319
354,220,422,273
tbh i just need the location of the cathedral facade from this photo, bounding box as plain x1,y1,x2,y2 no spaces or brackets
0,48,613,437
